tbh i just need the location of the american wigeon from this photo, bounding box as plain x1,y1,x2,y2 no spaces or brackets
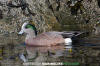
18,22,84,46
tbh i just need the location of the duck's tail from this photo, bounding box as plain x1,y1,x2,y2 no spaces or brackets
62,31,89,45
71,32,89,44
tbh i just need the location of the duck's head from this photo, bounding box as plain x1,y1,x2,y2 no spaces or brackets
18,22,37,35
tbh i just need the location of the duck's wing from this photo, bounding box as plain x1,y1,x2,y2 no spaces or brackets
46,31,74,37
60,31,89,38
46,31,80,38
40,31,89,40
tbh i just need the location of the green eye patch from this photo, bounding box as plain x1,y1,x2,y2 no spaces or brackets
25,24,37,35
26,24,34,30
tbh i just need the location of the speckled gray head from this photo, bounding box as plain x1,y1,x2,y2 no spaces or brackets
18,22,37,35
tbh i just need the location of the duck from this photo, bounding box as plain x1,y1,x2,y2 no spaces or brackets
18,22,85,46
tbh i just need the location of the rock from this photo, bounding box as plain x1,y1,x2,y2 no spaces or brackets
0,0,99,44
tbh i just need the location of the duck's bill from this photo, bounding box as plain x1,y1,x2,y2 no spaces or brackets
18,30,24,34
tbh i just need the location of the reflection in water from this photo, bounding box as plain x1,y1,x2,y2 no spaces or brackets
25,45,72,62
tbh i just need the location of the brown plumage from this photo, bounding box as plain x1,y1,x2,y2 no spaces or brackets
25,32,65,46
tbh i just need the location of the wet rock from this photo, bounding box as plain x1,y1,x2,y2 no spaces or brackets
0,0,99,35
0,0,100,57
97,0,100,8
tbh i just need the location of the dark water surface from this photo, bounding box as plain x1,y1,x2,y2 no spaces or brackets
0,34,100,66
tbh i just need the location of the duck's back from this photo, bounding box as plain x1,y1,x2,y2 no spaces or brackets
26,32,65,46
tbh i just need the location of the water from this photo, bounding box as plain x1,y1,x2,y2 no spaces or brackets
21,34,100,66
1,34,100,66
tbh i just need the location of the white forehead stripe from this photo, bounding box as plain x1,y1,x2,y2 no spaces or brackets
22,22,28,29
